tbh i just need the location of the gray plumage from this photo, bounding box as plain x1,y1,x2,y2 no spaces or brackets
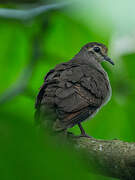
35,42,114,136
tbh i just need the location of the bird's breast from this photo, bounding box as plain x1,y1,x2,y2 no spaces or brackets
101,71,112,107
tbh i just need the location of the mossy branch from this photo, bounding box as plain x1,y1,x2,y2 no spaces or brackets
66,134,135,180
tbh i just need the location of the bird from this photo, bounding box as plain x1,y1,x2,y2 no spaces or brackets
35,42,114,137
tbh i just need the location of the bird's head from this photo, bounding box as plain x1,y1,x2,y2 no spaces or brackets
81,42,114,65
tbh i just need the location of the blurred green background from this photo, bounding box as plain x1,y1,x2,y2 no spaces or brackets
0,0,135,179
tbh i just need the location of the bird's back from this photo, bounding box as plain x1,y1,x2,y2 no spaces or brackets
35,60,111,131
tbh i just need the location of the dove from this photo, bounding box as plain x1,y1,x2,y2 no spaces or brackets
35,42,114,137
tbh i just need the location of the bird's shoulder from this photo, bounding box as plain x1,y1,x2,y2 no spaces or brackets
46,61,82,82
35,61,78,109
80,65,110,99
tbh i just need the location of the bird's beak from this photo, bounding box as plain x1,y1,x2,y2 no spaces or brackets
104,56,114,65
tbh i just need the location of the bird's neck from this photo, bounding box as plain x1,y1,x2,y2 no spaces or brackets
71,51,105,73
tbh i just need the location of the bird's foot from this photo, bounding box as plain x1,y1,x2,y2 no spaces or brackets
79,133,92,138
78,123,92,138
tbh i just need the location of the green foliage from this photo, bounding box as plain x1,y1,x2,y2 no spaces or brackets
0,113,88,180
1,1,135,179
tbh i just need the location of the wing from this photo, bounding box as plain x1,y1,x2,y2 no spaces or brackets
80,65,109,100
35,69,54,109
35,62,81,121
35,62,109,128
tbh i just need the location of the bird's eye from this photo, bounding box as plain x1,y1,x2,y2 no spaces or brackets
93,46,100,53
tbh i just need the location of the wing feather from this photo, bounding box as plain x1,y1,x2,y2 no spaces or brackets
35,62,109,128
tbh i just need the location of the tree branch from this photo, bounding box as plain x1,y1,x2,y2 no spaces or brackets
0,1,72,20
68,135,135,180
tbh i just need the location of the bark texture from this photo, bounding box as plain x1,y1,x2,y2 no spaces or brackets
69,135,135,180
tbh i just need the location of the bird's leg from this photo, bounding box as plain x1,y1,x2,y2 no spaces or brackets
78,122,86,135
78,123,92,138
